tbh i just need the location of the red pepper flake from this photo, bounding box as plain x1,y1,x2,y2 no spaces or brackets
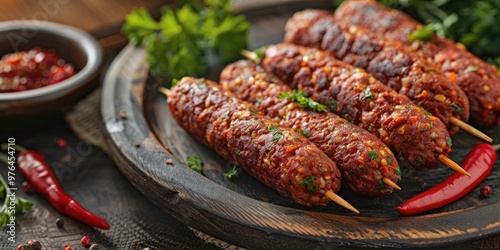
22,181,32,193
166,159,173,164
480,185,492,198
81,235,91,247
135,142,141,148
57,138,68,148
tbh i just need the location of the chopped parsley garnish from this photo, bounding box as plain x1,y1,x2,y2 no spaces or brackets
369,150,379,160
268,124,282,132
297,128,310,138
450,102,464,113
387,156,393,165
413,157,425,165
330,99,338,111
268,125,283,141
363,88,374,100
186,154,203,172
421,108,432,116
232,149,241,157
395,166,402,180
299,176,319,192
342,114,353,123
252,46,268,62
248,108,258,114
272,133,283,141
408,26,435,42
279,90,327,112
446,137,453,147
224,165,239,179
377,179,387,189
359,166,368,172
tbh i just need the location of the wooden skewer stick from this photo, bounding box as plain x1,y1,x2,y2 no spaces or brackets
158,87,171,97
325,190,360,214
382,178,401,191
438,154,470,177
450,117,492,143
241,49,258,61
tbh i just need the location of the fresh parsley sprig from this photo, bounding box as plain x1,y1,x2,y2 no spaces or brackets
186,154,203,172
279,90,327,112
377,0,500,67
0,153,34,228
122,0,250,81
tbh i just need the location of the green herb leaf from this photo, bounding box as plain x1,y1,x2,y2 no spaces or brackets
387,156,393,165
268,124,282,132
450,102,464,113
408,26,435,42
299,176,319,192
0,163,35,229
342,114,353,123
224,165,239,179
395,166,402,180
297,128,310,138
380,0,500,69
248,108,258,114
186,154,203,172
232,149,241,157
446,137,453,147
330,99,337,111
369,150,379,160
377,179,387,189
363,88,374,100
272,133,283,141
121,0,249,82
279,90,327,112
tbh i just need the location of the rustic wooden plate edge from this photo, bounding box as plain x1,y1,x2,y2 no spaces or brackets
99,4,500,250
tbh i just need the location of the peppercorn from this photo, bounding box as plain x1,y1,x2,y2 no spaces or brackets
81,235,91,247
28,240,42,250
480,185,492,198
56,217,64,228
17,240,43,250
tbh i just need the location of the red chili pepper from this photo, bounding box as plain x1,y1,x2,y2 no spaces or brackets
18,150,110,229
398,143,497,216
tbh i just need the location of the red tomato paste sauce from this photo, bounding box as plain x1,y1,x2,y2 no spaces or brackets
0,47,75,92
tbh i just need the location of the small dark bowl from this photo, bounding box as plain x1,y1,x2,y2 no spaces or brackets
0,20,103,118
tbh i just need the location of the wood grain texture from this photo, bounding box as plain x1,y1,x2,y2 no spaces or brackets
100,2,500,249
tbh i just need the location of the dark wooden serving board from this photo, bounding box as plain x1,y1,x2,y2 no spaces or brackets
100,1,500,249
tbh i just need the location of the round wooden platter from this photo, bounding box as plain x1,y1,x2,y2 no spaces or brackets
100,1,500,249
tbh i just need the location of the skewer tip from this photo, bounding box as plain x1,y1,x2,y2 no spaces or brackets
158,87,171,97
240,49,258,62
438,154,471,177
382,177,401,191
325,190,360,214
450,117,492,143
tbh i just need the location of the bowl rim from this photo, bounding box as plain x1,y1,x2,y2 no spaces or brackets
0,20,103,101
